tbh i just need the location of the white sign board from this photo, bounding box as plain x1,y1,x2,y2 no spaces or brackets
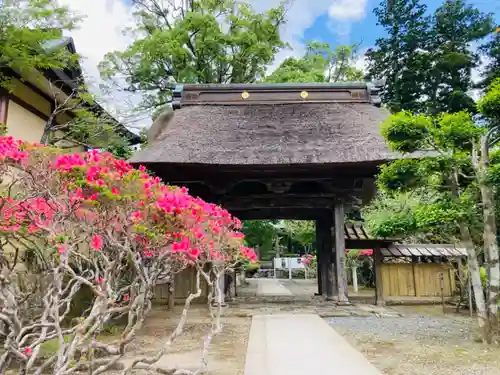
273,257,305,270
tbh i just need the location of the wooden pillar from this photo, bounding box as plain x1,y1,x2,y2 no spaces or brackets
374,245,385,306
320,221,328,297
315,219,323,295
317,216,333,298
334,202,348,303
0,89,9,126
323,215,335,301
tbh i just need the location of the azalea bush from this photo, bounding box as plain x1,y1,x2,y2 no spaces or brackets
296,254,315,278
0,136,255,374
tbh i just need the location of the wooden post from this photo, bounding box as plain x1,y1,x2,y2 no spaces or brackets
334,203,348,303
234,269,238,297
315,218,323,296
0,89,9,125
439,272,445,313
374,245,385,306
323,216,335,301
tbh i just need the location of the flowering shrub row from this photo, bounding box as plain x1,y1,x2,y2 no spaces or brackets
0,136,256,265
0,136,255,374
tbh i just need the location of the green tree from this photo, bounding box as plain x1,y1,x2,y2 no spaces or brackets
424,0,492,115
0,1,137,157
283,220,315,249
242,220,279,261
363,80,500,342
479,28,500,89
0,0,80,88
99,0,287,111
366,0,492,114
40,82,138,158
264,42,364,83
365,0,430,112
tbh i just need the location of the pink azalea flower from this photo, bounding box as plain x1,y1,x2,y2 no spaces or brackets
56,244,67,255
91,234,103,251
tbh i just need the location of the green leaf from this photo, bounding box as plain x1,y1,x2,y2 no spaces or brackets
380,111,431,153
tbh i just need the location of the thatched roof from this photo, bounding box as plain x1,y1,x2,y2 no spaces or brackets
131,83,394,165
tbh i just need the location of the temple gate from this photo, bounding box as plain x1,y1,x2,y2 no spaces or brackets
130,82,394,303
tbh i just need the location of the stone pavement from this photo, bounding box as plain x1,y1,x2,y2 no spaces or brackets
256,278,293,296
244,313,383,375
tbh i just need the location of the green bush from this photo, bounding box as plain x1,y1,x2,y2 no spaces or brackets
245,262,261,277
245,262,261,271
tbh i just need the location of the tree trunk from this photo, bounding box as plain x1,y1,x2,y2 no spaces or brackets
478,137,499,337
40,115,55,144
479,184,499,314
451,170,489,340
459,223,490,341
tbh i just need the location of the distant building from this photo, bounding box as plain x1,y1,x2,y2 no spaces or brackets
0,37,140,147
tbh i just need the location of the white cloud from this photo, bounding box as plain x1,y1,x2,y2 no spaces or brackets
59,0,132,90
58,0,147,128
252,0,369,70
328,0,368,21
251,0,337,71
327,0,368,40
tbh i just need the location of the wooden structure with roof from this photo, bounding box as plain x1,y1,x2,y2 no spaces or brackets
131,82,400,304
0,37,140,146
377,244,467,302
344,223,467,302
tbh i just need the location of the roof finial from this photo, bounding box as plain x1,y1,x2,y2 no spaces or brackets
368,79,384,107
172,85,184,110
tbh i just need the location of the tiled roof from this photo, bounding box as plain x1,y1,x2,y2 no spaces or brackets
381,244,467,257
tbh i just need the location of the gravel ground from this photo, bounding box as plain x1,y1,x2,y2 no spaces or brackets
118,307,251,375
329,308,500,375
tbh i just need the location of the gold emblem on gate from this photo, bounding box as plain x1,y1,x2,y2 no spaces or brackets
300,91,309,99
241,91,250,99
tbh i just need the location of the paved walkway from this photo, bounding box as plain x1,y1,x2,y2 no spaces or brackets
244,313,382,375
256,279,293,296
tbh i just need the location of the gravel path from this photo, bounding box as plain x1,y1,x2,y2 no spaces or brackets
329,308,500,375
330,315,476,343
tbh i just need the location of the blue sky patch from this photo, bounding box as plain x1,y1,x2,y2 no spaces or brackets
303,0,499,52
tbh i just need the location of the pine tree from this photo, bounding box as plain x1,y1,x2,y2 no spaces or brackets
365,0,431,113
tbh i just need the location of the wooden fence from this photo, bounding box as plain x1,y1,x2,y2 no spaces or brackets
381,263,456,297
153,267,211,307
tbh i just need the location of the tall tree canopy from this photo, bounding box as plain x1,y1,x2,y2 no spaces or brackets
99,0,287,110
0,0,80,88
479,29,500,89
362,80,500,341
264,42,364,83
365,0,430,112
366,0,492,114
